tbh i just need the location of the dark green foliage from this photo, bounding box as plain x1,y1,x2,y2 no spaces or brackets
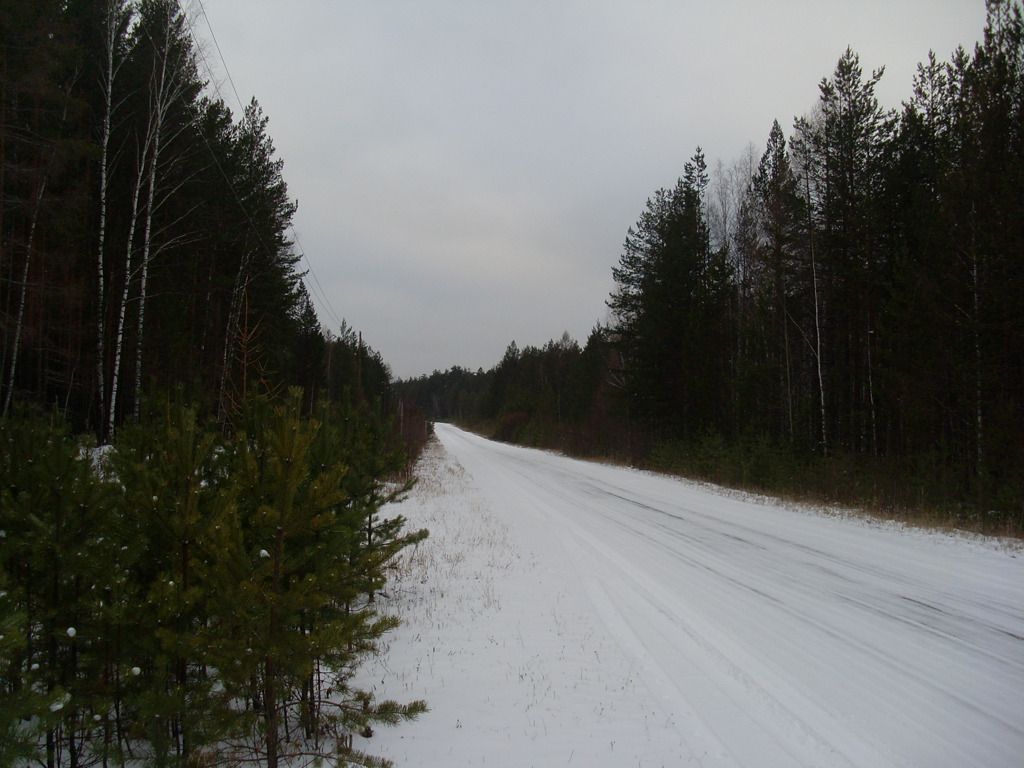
323,321,395,409
401,4,1024,531
397,326,630,459
106,395,238,765
0,5,426,766
0,574,39,768
609,148,734,440
634,5,1023,526
215,390,425,767
0,1,316,436
0,407,122,767
0,392,427,767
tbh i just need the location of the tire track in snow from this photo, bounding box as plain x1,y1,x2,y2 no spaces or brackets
554,496,888,768
436,424,1024,768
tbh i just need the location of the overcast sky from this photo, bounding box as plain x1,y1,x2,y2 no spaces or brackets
196,1,986,379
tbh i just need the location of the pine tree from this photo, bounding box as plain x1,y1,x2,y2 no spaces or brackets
943,0,1024,502
0,572,52,768
0,408,120,767
793,47,894,454
609,149,734,439
208,391,425,766
751,120,809,444
217,99,301,416
107,395,240,765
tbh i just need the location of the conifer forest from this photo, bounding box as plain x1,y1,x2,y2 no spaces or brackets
2,0,1023,766
400,3,1024,531
2,1,429,765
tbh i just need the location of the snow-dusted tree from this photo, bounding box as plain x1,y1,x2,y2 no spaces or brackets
0,573,49,768
0,409,121,767
107,397,240,765
210,391,425,767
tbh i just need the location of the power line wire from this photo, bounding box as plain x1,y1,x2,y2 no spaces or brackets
292,230,343,329
190,0,345,333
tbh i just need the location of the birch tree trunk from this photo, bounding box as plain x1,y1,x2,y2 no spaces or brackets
96,0,126,435
106,140,147,437
132,2,198,423
805,170,828,456
109,0,192,434
971,216,984,487
133,96,164,423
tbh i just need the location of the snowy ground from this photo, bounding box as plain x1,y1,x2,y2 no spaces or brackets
354,424,1024,767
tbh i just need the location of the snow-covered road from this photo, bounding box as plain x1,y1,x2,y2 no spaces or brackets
357,424,1024,767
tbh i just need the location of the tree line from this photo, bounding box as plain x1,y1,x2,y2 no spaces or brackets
2,2,434,765
400,1,1024,531
0,0,376,437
